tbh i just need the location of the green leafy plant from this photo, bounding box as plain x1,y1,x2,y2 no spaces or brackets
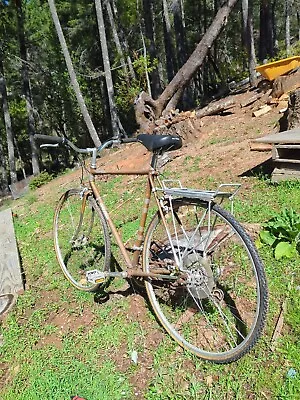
115,55,158,113
258,208,300,259
29,171,54,190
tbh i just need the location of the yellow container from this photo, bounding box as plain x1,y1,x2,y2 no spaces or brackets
255,56,300,81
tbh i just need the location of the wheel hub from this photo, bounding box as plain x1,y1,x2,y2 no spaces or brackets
183,254,215,299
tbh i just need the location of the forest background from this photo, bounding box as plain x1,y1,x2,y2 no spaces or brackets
0,0,299,195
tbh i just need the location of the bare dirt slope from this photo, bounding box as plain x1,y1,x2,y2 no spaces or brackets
39,88,280,199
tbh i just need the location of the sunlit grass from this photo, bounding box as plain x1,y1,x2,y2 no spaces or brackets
0,167,300,399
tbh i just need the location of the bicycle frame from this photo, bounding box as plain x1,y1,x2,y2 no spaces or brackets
86,152,173,279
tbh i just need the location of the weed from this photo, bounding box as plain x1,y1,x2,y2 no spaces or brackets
29,171,54,189
258,208,300,259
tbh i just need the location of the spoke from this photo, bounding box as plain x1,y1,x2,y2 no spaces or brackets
186,287,223,351
178,207,208,261
169,200,183,264
66,198,79,244
208,294,245,345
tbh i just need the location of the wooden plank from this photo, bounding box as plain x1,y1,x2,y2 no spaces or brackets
249,141,272,151
254,128,300,144
271,164,300,182
0,209,23,314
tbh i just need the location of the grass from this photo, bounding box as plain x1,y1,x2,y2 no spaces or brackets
1,163,300,399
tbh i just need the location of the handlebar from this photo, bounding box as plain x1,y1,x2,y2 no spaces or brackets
34,134,138,158
34,134,66,144
34,134,138,151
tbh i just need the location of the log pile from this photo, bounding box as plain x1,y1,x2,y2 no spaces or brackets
152,65,300,139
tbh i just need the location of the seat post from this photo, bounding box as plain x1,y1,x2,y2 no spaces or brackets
151,151,160,169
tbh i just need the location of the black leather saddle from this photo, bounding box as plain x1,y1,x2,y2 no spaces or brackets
137,134,182,152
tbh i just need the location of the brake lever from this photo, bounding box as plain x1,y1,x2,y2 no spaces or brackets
40,143,59,148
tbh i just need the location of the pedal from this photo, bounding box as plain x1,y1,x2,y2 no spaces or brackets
86,270,106,284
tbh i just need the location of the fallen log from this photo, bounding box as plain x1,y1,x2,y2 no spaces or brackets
240,92,263,108
196,98,235,118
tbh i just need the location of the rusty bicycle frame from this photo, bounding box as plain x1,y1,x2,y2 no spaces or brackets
81,142,178,281
39,134,240,283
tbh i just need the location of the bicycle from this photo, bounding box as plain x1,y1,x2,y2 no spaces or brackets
35,133,268,364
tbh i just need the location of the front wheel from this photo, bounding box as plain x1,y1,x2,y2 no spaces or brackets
54,188,111,292
143,199,268,363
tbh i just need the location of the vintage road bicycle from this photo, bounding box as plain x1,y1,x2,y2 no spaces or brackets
35,133,268,364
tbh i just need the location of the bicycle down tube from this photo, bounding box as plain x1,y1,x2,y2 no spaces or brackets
88,158,172,278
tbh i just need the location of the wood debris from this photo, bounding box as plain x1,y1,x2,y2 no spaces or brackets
252,105,272,117
154,110,196,131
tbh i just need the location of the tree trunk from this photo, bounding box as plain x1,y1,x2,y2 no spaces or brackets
111,0,135,79
142,0,162,98
242,0,257,85
47,0,102,147
285,0,291,55
0,54,17,184
0,136,9,195
15,0,40,176
94,0,124,138
172,0,187,69
259,0,275,61
162,0,177,82
298,10,300,41
105,0,128,77
135,0,239,132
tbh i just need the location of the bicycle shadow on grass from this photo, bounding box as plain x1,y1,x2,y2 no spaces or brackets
93,254,146,305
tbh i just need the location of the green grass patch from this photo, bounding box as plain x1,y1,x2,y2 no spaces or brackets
1,165,300,399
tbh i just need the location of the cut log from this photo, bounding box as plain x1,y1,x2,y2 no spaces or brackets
196,98,235,118
271,70,300,98
252,105,272,117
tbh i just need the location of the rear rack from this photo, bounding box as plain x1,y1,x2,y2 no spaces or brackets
159,180,241,202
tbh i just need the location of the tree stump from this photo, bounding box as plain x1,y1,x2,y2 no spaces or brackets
286,89,300,129
279,89,300,131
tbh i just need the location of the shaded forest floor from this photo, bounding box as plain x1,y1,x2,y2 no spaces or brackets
1,88,300,399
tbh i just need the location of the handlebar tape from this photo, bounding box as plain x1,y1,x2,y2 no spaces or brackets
34,134,65,144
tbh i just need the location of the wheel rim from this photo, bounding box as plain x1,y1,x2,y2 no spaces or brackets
144,201,266,361
54,190,109,290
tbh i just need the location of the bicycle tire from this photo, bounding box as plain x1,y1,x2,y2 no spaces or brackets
143,198,268,363
54,188,111,292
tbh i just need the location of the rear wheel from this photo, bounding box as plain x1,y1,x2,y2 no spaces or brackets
54,189,111,291
143,199,268,363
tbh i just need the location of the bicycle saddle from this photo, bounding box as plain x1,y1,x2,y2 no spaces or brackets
137,134,182,152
